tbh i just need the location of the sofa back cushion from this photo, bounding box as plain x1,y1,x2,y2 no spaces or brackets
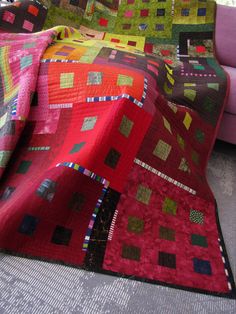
215,4,236,68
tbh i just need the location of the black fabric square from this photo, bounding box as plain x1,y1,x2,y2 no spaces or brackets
158,251,176,269
68,192,85,211
51,225,72,246
104,148,121,169
70,0,80,5
18,215,39,236
157,9,165,16
30,92,38,106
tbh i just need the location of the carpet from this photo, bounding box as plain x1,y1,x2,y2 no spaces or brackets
0,0,235,298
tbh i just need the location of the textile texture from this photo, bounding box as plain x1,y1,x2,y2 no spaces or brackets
0,0,235,299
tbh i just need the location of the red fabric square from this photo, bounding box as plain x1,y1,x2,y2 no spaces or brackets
196,46,206,53
128,41,136,47
111,38,120,43
144,43,153,53
28,5,39,16
164,59,173,65
140,9,149,17
161,49,170,56
99,18,108,27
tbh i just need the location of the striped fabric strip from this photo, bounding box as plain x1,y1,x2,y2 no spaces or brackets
134,158,196,195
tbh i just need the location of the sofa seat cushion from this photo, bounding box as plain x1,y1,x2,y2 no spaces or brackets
222,65,236,115
215,4,236,68
217,111,236,144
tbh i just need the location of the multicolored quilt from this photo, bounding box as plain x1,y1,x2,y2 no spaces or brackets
0,0,235,298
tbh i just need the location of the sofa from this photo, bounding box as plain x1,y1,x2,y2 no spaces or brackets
215,4,236,144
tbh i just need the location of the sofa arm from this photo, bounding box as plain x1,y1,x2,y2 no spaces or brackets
215,4,236,68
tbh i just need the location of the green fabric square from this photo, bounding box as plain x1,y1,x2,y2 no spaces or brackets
163,117,172,133
184,89,196,101
20,55,33,70
128,216,144,234
193,64,205,70
136,185,152,205
153,139,172,161
162,197,177,215
207,83,219,91
190,209,204,224
203,96,214,112
119,115,134,137
195,129,205,143
23,43,36,49
191,234,208,247
122,244,141,261
177,134,185,150
81,117,97,131
104,148,121,169
0,151,11,168
60,73,74,89
179,158,190,173
159,226,175,241
87,71,103,85
70,142,85,154
117,74,133,86
16,160,32,174
191,150,199,165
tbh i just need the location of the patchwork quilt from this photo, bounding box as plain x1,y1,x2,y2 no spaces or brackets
0,0,235,298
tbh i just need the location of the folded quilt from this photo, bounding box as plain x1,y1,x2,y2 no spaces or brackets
0,0,235,298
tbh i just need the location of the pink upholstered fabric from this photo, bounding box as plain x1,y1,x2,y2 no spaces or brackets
215,4,236,68
222,65,236,115
217,112,236,144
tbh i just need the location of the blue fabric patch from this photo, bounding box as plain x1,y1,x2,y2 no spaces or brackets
193,258,212,275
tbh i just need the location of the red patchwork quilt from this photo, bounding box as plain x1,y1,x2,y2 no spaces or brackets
0,1,235,298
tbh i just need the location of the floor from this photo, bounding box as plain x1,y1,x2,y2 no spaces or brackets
0,140,236,314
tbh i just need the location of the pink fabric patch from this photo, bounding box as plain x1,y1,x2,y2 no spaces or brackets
124,10,133,18
22,20,34,32
147,64,159,76
3,11,15,24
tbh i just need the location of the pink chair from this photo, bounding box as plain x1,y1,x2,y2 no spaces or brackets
215,4,236,144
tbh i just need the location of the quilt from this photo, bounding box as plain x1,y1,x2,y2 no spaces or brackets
0,0,235,298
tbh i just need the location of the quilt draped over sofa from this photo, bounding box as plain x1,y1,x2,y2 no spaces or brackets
0,0,235,298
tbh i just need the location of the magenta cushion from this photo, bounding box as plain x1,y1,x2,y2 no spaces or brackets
222,65,236,114
215,4,236,68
